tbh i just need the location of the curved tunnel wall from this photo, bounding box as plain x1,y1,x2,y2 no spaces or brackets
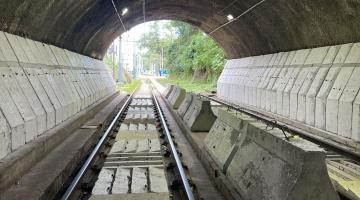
0,31,116,159
0,0,360,59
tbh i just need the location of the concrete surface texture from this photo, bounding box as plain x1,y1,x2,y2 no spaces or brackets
177,92,194,118
217,42,360,144
182,94,217,132
0,31,116,160
204,109,339,200
166,86,186,109
1,0,360,60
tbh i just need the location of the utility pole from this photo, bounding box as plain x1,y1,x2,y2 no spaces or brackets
117,36,122,83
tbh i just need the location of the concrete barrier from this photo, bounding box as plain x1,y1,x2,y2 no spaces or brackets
177,93,194,118
204,108,255,172
217,41,360,148
0,31,115,159
204,109,339,200
183,95,216,132
163,84,174,98
168,86,186,109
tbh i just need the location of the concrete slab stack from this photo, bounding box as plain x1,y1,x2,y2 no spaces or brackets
217,41,360,146
0,31,115,159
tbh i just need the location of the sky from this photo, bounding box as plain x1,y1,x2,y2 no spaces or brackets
109,20,170,71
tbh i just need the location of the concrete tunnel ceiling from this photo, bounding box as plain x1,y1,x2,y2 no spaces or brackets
1,0,360,60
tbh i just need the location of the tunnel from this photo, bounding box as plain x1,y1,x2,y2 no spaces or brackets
0,0,359,200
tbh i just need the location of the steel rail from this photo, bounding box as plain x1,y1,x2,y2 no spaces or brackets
152,91,195,200
61,92,134,200
201,94,360,160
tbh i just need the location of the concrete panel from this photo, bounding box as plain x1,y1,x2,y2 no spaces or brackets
204,108,255,171
326,67,354,133
131,167,148,193
92,168,115,195
306,46,341,126
297,47,330,123
258,53,279,108
0,66,37,143
4,33,29,63
149,167,168,193
163,84,174,98
0,32,18,62
226,119,339,200
112,168,130,194
177,92,193,118
183,95,216,132
272,51,295,113
315,44,352,130
336,43,360,138
265,52,289,111
24,67,62,125
315,67,342,130
169,87,186,109
0,111,11,159
283,49,310,118
0,75,25,150
9,64,47,136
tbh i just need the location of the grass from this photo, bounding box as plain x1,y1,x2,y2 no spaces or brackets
119,80,141,94
158,74,217,93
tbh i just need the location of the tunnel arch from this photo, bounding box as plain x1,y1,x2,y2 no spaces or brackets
1,0,360,60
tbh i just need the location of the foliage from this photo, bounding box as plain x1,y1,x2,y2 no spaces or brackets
120,80,141,94
158,74,217,93
139,21,226,82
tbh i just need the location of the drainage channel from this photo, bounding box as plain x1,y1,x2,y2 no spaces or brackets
58,81,197,200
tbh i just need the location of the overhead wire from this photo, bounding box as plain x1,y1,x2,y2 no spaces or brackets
110,0,127,32
209,0,267,35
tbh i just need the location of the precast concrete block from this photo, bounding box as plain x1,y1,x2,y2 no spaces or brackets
0,80,25,150
131,167,148,193
276,68,294,115
163,84,174,99
282,68,301,117
112,168,130,194
283,49,310,118
257,54,278,108
0,66,37,143
28,67,63,125
315,66,341,129
204,108,255,172
42,68,72,120
169,86,186,109
266,52,290,112
305,66,331,126
296,46,330,123
183,95,217,132
338,67,360,138
325,66,354,134
0,112,11,159
291,47,329,125
10,64,47,136
289,68,310,120
177,92,194,118
226,120,339,200
149,167,168,193
352,93,360,141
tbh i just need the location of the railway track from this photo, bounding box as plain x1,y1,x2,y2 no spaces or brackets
57,80,197,200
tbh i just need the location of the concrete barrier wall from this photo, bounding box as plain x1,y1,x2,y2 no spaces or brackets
217,42,360,144
0,31,116,159
204,108,339,200
167,86,186,109
183,94,216,132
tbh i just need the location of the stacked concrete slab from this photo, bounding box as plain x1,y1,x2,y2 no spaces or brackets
204,108,339,200
217,42,360,144
0,31,116,159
